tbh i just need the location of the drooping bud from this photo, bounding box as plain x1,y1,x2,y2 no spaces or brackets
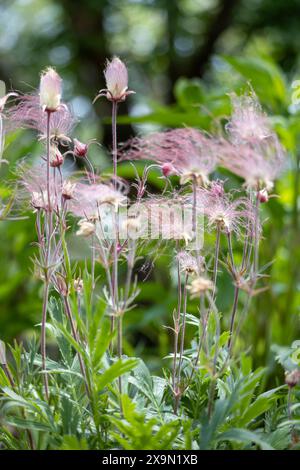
73,138,88,158
104,57,129,102
50,145,63,167
62,180,76,200
285,369,300,388
257,188,269,203
161,163,176,177
40,67,62,112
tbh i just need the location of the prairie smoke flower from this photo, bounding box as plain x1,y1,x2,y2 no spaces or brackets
195,181,256,237
8,95,75,144
20,165,61,212
187,277,213,298
285,369,300,388
226,92,271,145
76,219,95,237
221,92,286,191
94,57,135,103
68,179,127,219
73,138,88,158
50,145,64,167
177,251,201,276
62,180,76,200
121,128,218,186
39,67,62,112
219,138,285,191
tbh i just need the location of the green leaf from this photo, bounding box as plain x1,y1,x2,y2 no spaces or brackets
222,55,287,109
174,78,204,108
95,358,137,392
217,428,274,450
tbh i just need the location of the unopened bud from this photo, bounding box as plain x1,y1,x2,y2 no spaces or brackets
62,180,76,200
285,369,300,388
50,145,63,167
73,138,88,158
161,163,176,177
104,57,129,102
40,67,62,112
257,189,269,203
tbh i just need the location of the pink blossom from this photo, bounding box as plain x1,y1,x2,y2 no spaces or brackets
121,128,218,186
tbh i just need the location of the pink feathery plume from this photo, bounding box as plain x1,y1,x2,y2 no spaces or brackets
19,164,62,212
68,177,128,219
194,180,257,237
221,92,286,190
120,128,218,185
219,136,285,191
8,94,76,144
226,92,272,145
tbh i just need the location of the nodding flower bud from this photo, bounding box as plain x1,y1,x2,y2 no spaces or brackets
62,180,76,200
161,163,176,177
73,138,88,158
50,145,63,167
285,369,300,388
104,57,129,102
257,188,269,203
39,67,62,112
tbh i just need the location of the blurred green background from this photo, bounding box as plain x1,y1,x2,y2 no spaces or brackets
0,0,299,379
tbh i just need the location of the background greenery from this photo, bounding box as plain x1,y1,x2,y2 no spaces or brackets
0,0,299,387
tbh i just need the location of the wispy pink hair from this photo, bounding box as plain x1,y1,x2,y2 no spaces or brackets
120,128,218,184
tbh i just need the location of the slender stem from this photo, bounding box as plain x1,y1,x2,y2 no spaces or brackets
177,273,188,381
41,281,49,400
212,226,221,298
228,285,239,349
117,315,123,396
253,194,260,284
63,297,90,398
173,249,182,396
40,110,52,400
